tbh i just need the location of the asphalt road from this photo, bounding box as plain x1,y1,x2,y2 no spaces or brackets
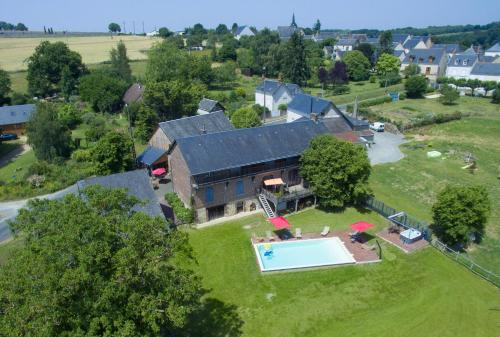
0,184,78,242
367,131,407,165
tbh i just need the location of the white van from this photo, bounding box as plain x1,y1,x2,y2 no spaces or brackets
370,122,385,132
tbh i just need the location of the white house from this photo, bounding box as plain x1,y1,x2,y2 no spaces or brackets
401,48,447,82
445,51,478,79
469,63,500,82
334,38,358,52
485,42,500,57
234,26,255,40
402,36,431,53
255,80,302,117
146,30,159,37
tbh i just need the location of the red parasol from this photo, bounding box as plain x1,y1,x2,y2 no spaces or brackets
152,167,166,176
350,221,375,232
269,216,291,230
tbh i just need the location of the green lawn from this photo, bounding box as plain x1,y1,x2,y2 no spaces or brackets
370,105,500,273
370,95,499,123
187,209,500,337
305,80,405,105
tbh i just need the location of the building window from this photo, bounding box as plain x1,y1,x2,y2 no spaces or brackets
236,201,244,213
236,180,244,195
205,186,214,203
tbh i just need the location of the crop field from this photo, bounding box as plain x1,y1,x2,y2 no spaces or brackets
0,35,159,71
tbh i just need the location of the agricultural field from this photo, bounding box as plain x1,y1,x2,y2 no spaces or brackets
370,105,500,273
186,210,499,337
0,35,159,71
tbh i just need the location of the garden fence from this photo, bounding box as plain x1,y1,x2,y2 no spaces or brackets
365,196,499,288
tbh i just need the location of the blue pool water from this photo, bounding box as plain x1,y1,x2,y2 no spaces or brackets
255,237,355,272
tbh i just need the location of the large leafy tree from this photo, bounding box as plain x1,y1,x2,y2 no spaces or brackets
79,70,128,113
134,105,159,143
231,106,262,128
431,185,491,246
354,43,375,65
26,41,86,97
146,41,213,85
343,50,371,81
144,80,206,120
403,63,421,77
110,40,132,83
158,27,173,38
300,135,371,208
313,19,321,33
90,130,134,175
405,75,428,98
108,22,121,33
491,84,500,104
283,32,310,86
0,186,203,336
215,24,229,35
375,53,401,77
379,31,393,54
27,103,73,161
0,67,11,106
330,61,348,85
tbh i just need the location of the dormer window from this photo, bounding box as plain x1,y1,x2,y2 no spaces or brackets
428,56,435,63
418,57,424,63
454,59,459,65
463,59,468,66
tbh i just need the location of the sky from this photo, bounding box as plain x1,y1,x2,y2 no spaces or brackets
1,0,499,33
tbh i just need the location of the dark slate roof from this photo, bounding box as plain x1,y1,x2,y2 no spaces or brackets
0,104,35,126
278,26,300,39
393,50,405,58
432,43,461,54
448,53,477,67
255,79,302,96
337,38,358,46
486,42,500,52
235,26,247,36
392,34,410,44
287,93,333,117
158,111,233,142
77,170,163,217
137,146,166,166
402,48,445,65
198,98,224,113
315,31,338,41
321,116,352,134
123,83,144,105
478,55,497,63
470,63,500,76
365,37,380,45
176,120,329,175
403,37,424,49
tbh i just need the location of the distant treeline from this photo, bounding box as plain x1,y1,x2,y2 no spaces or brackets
350,21,500,49
0,21,28,31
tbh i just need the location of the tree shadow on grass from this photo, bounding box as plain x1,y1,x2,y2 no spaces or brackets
178,297,244,337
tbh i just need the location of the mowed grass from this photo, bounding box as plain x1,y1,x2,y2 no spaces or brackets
0,35,159,71
187,210,500,337
370,95,499,123
371,105,500,273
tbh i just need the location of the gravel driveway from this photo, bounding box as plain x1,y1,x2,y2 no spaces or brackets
368,131,407,165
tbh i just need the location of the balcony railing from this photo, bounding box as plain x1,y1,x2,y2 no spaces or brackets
259,184,313,206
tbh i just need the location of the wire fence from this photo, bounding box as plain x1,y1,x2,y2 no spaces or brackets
365,196,499,288
431,238,500,288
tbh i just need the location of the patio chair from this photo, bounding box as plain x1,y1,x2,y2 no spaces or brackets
295,228,302,239
266,230,275,241
320,226,330,236
349,231,360,243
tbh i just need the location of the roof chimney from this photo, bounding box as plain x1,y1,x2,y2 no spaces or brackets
201,124,207,134
310,113,318,123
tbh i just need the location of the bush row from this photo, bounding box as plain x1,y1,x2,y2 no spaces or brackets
165,192,195,224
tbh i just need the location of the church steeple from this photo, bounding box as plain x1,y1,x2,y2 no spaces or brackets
291,13,297,28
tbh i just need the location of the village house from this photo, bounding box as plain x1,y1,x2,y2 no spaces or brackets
401,48,448,81
402,35,432,53
197,98,225,115
137,111,234,171
167,120,330,222
255,79,303,117
485,42,500,57
469,63,500,82
0,104,36,136
234,25,255,40
123,83,144,106
313,31,338,43
334,38,358,52
445,50,478,79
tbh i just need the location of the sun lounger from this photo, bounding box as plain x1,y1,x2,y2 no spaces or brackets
320,226,330,236
295,228,302,239
266,230,275,241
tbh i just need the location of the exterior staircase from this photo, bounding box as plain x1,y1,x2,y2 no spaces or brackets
258,194,276,218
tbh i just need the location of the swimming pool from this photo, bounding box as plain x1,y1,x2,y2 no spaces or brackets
254,237,356,272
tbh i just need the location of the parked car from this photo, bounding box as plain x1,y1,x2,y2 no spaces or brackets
370,122,385,132
0,133,18,141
